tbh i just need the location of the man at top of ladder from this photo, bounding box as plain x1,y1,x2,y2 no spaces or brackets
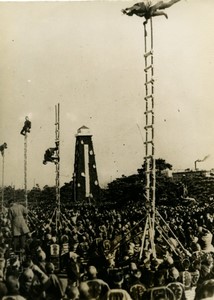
122,0,181,24
20,116,31,136
0,143,7,156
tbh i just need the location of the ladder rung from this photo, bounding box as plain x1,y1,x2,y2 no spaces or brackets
144,110,154,115
144,65,153,71
144,141,154,144
144,50,153,58
144,95,153,100
145,79,154,85
144,125,153,129
145,155,153,159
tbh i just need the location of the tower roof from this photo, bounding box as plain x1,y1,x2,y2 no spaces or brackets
76,125,92,136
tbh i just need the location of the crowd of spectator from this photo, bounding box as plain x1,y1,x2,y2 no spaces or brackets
1,199,214,299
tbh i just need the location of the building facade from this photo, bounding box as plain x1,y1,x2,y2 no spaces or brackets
172,170,211,182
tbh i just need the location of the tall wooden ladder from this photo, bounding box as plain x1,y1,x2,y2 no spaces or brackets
140,19,156,258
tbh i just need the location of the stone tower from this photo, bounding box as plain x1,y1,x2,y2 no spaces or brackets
73,126,100,202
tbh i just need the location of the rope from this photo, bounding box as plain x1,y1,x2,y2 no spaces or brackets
46,206,57,228
60,212,75,229
110,213,147,253
156,210,187,253
156,226,179,256
139,216,149,259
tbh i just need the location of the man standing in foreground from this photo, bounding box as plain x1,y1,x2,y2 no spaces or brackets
8,199,30,253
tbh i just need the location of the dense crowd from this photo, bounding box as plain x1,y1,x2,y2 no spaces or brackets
1,199,214,299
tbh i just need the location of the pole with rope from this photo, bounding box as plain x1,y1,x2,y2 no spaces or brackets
55,103,60,232
42,105,62,233
24,134,28,210
20,116,31,210
0,143,7,212
2,153,4,211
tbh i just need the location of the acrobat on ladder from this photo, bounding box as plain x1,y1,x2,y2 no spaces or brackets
43,103,61,231
122,0,182,258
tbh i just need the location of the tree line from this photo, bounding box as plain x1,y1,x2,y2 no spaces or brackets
1,158,214,208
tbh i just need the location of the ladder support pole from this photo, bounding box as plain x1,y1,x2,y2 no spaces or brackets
24,134,28,210
1,153,5,211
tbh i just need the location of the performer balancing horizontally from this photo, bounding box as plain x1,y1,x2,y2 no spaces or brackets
20,116,31,136
122,0,181,24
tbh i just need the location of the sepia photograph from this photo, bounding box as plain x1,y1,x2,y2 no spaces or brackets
0,0,214,299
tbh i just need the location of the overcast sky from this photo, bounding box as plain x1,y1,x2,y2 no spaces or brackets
0,0,214,189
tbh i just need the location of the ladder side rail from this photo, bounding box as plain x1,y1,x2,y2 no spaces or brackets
1,152,4,211
24,135,28,210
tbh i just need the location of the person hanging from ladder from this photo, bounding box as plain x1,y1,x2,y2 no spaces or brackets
20,116,31,136
122,0,181,24
0,142,7,156
43,142,59,165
